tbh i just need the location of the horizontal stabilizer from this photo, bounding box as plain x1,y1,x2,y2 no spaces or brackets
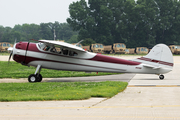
143,64,161,69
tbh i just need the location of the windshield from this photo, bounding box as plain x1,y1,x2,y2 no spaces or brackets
116,44,121,47
116,44,125,48
3,43,6,47
76,44,82,48
7,44,11,47
100,44,103,48
122,44,125,48
95,44,99,48
141,48,148,52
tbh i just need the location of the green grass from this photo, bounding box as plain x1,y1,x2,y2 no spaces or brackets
0,61,118,78
0,52,10,55
0,81,128,101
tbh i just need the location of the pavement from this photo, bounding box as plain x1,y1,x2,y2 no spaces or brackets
0,55,180,120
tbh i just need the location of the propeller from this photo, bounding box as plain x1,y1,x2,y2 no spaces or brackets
8,39,16,64
8,51,13,64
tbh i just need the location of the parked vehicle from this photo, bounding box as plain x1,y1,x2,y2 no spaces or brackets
125,48,135,54
135,47,149,54
104,43,126,54
82,43,104,53
0,42,13,52
169,45,180,54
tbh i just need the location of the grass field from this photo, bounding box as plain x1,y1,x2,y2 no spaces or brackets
0,52,10,55
0,61,119,78
0,81,128,101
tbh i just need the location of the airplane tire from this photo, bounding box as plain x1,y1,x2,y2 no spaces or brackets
36,74,42,82
28,74,38,83
159,75,164,80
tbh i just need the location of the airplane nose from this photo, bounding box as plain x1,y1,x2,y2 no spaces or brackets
13,42,29,64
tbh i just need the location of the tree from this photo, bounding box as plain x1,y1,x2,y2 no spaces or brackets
67,0,180,47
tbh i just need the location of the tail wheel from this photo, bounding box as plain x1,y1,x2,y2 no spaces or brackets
159,75,164,80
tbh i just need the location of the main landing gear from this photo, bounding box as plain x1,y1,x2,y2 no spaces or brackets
28,65,43,83
159,74,164,80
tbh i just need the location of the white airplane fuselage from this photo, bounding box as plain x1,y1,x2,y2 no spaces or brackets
12,42,173,75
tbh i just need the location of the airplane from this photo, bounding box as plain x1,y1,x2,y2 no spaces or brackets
8,40,173,82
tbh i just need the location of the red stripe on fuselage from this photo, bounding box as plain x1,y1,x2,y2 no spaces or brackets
89,54,141,65
138,57,173,66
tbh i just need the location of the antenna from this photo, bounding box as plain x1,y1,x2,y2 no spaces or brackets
75,40,84,46
54,29,56,41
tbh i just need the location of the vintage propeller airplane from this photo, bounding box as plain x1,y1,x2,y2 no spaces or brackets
8,40,173,82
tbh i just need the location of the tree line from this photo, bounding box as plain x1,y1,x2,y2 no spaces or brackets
0,0,179,48
0,22,78,44
67,0,180,48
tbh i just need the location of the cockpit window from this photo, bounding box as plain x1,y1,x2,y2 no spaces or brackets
38,43,78,56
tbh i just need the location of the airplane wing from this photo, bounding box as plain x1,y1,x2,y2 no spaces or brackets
142,64,161,69
38,40,86,52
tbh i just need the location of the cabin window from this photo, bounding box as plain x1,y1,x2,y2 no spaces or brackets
61,49,68,55
43,46,50,51
69,51,78,56
50,47,57,53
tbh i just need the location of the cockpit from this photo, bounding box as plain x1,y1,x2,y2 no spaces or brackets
38,43,78,56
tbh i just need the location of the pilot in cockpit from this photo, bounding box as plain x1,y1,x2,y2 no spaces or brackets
43,46,50,51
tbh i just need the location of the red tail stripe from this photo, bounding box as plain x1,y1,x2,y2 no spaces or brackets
138,57,173,66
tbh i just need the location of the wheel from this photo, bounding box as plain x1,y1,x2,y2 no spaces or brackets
159,75,164,80
36,74,42,82
28,74,37,83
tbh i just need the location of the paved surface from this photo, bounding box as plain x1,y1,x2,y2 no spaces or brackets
0,74,135,83
0,56,180,120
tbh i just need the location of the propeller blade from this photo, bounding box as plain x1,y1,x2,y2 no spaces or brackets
14,38,17,44
8,51,13,64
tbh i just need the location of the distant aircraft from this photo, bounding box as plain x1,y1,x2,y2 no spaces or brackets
8,40,173,82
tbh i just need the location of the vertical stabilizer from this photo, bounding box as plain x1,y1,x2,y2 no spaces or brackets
135,44,173,69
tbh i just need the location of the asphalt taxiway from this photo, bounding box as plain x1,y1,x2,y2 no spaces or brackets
0,56,180,120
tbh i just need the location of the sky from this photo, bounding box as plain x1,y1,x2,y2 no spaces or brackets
0,0,87,28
